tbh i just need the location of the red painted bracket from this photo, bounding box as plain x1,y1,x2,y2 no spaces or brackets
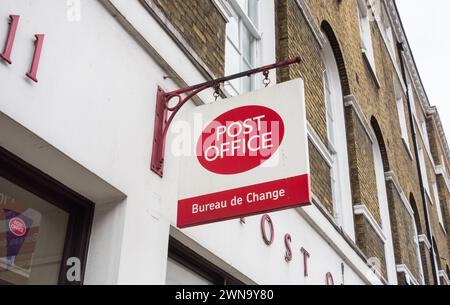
151,87,169,177
150,57,302,177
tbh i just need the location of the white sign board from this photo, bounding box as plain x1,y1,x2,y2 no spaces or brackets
177,79,311,228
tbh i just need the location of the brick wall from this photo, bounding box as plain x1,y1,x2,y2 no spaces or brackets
386,180,420,280
152,0,225,77
420,242,434,284
298,0,442,282
436,175,450,272
309,140,333,214
345,105,381,223
276,0,328,145
277,0,333,216
355,214,387,278
276,0,427,280
428,117,442,165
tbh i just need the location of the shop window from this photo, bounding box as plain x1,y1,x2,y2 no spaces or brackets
166,237,242,285
225,0,260,95
166,257,213,285
0,147,93,285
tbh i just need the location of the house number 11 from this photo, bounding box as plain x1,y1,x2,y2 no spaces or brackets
1,15,45,83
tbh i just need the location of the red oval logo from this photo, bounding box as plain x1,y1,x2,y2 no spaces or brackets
9,217,27,237
197,105,285,175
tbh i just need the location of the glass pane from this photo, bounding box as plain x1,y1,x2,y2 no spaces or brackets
397,98,408,141
166,257,213,285
325,92,332,116
0,177,69,285
323,69,334,144
225,39,241,74
225,39,241,92
226,15,239,47
248,0,258,26
242,61,252,93
328,116,335,145
242,25,253,64
407,82,416,116
236,0,248,14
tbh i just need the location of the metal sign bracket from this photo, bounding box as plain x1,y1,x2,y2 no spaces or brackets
151,57,302,177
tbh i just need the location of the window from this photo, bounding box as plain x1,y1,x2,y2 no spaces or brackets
357,0,376,72
406,71,416,118
166,237,242,285
0,147,93,285
166,257,213,285
225,0,260,95
372,131,397,283
0,177,69,285
432,239,441,285
380,2,397,60
323,68,337,209
322,32,353,237
410,195,425,284
395,79,409,148
421,118,431,153
432,178,445,229
418,147,430,195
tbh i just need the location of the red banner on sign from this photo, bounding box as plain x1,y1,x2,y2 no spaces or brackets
177,174,311,228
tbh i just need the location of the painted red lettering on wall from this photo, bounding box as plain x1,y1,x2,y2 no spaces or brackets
0,15,20,64
300,247,310,277
261,214,274,246
1,14,45,83
254,212,339,282
26,34,45,83
326,272,334,285
284,233,292,262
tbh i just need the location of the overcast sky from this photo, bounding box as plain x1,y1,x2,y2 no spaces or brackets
396,0,450,144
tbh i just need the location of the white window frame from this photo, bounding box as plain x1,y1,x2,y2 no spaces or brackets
373,132,397,284
412,223,425,284
395,78,410,150
432,177,446,232
357,0,376,75
224,0,261,96
396,264,420,285
406,71,416,118
380,1,397,61
410,204,426,285
324,67,339,219
438,270,450,285
421,118,431,153
418,147,430,196
322,33,355,240
432,245,441,285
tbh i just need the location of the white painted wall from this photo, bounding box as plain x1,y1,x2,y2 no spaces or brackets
1,0,378,284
